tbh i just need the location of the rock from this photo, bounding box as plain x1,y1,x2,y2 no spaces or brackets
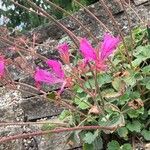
0,87,24,122
24,123,81,150
24,0,124,44
0,87,24,150
20,97,62,121
133,0,148,5
0,126,23,150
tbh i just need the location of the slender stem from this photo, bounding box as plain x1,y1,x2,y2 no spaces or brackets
67,70,95,98
74,0,111,33
124,1,144,24
0,125,116,143
61,100,87,117
27,0,79,47
87,63,104,106
44,0,99,44
14,81,46,95
120,0,134,50
11,0,79,47
0,36,48,61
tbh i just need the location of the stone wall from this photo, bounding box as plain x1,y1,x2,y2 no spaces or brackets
0,0,150,150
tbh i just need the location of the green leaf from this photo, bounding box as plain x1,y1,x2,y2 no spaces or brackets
133,45,150,58
127,107,144,118
93,134,103,150
41,123,56,137
121,144,132,150
74,98,90,110
117,127,128,138
107,140,120,150
77,87,84,93
146,80,150,90
112,78,122,91
83,143,94,150
132,57,144,67
41,123,56,131
132,45,150,67
59,110,71,120
123,74,136,87
83,131,99,144
46,91,57,100
142,66,150,73
141,129,150,141
129,91,141,99
98,73,112,87
127,120,141,132
148,109,150,115
119,90,130,105
84,78,95,89
107,113,125,129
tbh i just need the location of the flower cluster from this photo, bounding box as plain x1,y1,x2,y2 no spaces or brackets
33,33,120,93
79,33,120,70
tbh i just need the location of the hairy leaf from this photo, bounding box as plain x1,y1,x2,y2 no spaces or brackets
107,140,120,150
141,129,150,141
127,120,141,132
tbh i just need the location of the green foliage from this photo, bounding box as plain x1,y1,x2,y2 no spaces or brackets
41,123,56,131
59,110,71,120
141,129,150,141
132,45,150,67
41,123,56,137
1,0,49,30
126,120,142,132
83,131,99,144
117,127,128,138
1,0,98,30
74,97,90,110
83,131,103,150
83,143,94,150
57,26,150,149
121,144,132,150
127,107,144,118
107,141,132,150
107,140,120,150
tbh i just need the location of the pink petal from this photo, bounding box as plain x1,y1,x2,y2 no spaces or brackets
0,57,5,78
57,43,69,54
46,60,65,79
34,68,63,84
79,38,96,61
100,33,120,60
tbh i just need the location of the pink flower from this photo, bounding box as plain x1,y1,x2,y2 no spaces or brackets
0,57,5,78
79,34,120,71
46,60,64,79
79,38,97,61
34,60,66,94
57,43,69,53
34,68,63,84
100,33,120,60
57,43,70,64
